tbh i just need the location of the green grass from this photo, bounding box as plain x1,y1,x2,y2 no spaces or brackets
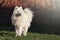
0,31,60,40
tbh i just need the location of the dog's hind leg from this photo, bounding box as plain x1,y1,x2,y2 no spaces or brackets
23,23,30,36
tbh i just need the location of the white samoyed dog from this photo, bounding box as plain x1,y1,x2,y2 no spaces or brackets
11,6,33,36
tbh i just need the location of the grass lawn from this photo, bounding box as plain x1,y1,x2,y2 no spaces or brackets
0,31,60,40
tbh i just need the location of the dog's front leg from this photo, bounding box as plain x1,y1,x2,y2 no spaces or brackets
18,26,23,36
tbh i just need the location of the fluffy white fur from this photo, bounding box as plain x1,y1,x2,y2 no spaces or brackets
11,6,33,36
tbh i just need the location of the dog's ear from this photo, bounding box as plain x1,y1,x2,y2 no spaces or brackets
20,6,23,9
14,6,19,10
19,6,25,10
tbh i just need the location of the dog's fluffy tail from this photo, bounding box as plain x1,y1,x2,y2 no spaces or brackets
24,8,33,22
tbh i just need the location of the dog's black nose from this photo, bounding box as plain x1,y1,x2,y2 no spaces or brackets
15,13,21,17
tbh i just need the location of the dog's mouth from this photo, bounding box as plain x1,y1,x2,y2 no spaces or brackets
15,13,21,17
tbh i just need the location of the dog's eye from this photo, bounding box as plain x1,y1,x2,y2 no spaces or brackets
15,7,18,10
15,13,21,17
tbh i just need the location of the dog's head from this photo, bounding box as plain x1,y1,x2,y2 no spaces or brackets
13,6,24,17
